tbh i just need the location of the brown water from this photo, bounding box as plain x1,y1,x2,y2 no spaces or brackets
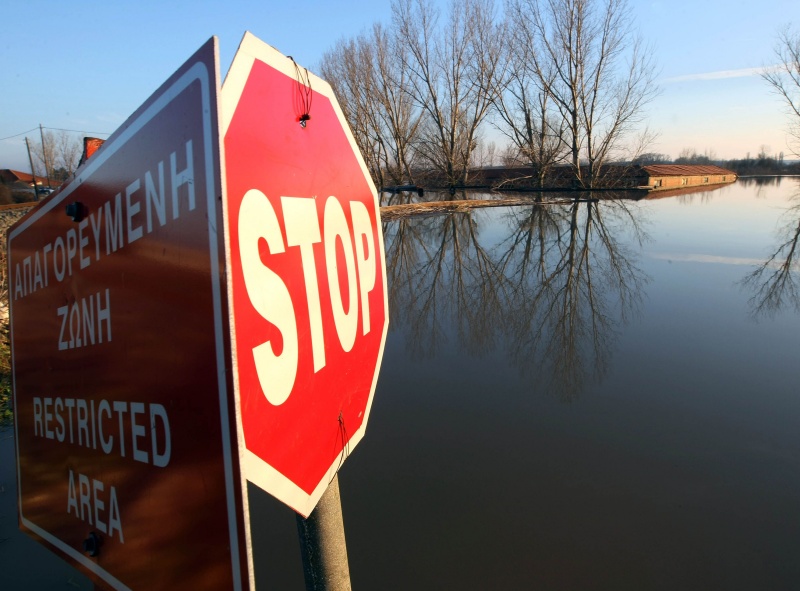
315,178,800,590
3,178,800,589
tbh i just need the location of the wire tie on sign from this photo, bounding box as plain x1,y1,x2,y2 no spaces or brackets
330,411,350,485
287,56,313,128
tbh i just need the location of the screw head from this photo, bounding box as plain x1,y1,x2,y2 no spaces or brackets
82,531,100,557
66,202,85,222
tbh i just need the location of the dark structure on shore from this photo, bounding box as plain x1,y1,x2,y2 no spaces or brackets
436,163,739,192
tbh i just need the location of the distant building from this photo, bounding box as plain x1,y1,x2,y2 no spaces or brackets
0,169,64,200
0,169,46,187
625,164,737,191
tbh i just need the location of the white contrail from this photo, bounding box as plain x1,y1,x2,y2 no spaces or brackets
663,65,779,83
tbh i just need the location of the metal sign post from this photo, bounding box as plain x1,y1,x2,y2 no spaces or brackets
296,474,352,591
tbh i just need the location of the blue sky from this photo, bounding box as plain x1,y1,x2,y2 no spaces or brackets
1,0,797,171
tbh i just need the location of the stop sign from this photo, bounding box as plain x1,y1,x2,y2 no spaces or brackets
221,33,389,517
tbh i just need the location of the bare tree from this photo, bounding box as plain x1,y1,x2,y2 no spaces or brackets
321,24,422,189
321,37,387,188
470,139,499,168
32,129,82,182
392,0,506,188
741,186,800,318
762,25,800,156
370,23,424,186
384,208,509,359
321,0,654,190
511,0,658,188
494,2,567,188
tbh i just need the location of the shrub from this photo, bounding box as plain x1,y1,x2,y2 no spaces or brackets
0,324,10,428
0,184,12,205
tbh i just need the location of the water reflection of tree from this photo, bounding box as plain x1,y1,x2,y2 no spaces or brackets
674,190,720,205
383,193,649,399
497,196,648,399
380,188,494,209
742,186,800,317
385,209,509,359
381,189,423,207
733,176,781,199
737,176,784,187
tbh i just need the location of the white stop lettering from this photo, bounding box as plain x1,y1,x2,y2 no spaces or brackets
238,191,377,406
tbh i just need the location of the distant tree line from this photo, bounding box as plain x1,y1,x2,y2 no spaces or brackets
631,146,800,175
320,0,658,190
724,148,800,175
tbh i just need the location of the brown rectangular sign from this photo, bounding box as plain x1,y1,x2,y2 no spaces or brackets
7,38,248,590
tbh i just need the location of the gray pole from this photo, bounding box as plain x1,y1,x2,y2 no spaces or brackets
295,474,352,591
39,124,53,189
24,138,39,200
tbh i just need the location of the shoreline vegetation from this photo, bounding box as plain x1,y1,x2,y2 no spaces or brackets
0,203,33,428
0,324,10,429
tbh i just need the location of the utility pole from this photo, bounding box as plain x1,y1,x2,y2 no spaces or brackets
39,124,52,188
25,137,39,200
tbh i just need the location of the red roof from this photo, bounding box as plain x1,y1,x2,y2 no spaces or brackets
0,169,50,185
641,164,736,177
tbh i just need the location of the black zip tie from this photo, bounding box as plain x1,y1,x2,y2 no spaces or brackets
287,56,313,128
330,411,350,484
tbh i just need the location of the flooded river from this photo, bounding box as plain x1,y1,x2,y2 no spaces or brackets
334,177,800,590
3,177,799,589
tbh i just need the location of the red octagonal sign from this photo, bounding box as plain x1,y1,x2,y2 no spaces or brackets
221,33,389,516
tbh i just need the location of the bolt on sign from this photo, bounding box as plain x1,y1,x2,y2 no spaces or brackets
221,33,389,518
8,39,249,590
8,32,389,590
